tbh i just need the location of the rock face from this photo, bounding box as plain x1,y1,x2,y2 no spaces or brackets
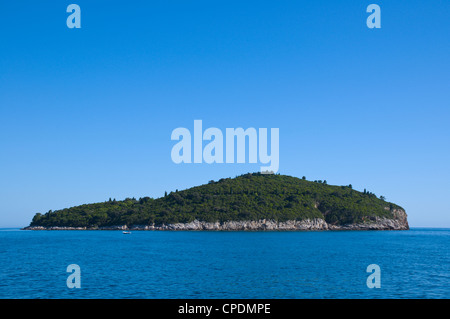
23,209,409,231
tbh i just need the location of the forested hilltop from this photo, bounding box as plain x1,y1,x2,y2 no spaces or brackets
27,173,408,230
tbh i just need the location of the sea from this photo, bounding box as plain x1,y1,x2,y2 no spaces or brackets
0,228,448,299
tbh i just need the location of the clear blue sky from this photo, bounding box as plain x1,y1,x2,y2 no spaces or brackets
0,1,449,228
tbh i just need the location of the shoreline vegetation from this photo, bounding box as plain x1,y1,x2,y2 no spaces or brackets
23,173,409,231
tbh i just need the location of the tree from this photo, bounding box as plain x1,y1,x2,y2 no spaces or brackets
380,195,386,201
302,176,306,180
31,213,42,224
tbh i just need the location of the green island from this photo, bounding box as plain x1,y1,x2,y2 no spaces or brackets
25,173,409,231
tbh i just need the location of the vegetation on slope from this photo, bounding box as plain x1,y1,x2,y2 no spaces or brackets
29,173,403,228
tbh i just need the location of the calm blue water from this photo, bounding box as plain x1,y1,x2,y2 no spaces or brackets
0,228,448,299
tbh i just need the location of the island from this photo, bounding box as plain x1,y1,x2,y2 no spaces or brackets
23,173,409,231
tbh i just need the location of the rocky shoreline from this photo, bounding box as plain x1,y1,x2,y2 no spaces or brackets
22,209,409,231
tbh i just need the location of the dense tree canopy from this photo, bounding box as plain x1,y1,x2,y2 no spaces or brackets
29,173,402,228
